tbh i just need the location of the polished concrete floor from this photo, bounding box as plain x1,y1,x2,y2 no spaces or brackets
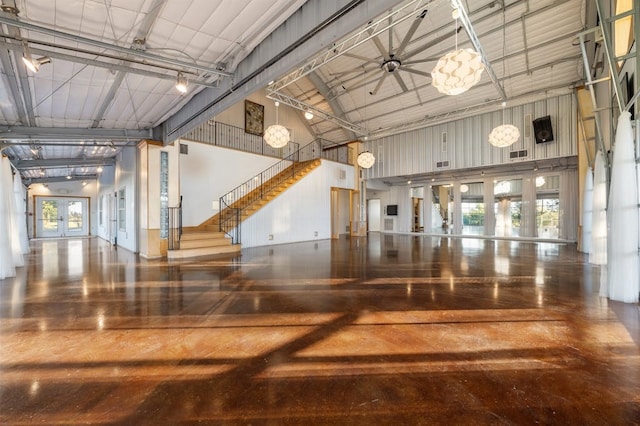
1,234,639,425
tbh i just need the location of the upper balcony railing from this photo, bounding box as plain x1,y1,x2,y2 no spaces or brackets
182,120,300,159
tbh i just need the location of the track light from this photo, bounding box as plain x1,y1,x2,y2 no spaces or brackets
96,166,103,173
66,174,72,180
175,72,188,93
22,44,50,73
304,110,314,120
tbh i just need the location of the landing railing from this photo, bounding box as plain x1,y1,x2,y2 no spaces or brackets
183,120,300,159
168,196,182,250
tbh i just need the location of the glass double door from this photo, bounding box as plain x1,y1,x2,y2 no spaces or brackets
36,197,89,238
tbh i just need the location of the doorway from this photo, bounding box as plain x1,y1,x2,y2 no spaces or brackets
35,196,89,238
367,199,381,232
331,188,352,239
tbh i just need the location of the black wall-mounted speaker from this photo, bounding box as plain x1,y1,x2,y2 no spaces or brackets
532,116,554,144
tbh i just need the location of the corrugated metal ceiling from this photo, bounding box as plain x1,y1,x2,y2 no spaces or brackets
0,0,588,182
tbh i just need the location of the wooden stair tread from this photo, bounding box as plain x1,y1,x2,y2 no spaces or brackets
167,244,241,260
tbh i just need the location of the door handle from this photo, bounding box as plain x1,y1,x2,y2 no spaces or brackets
59,216,64,221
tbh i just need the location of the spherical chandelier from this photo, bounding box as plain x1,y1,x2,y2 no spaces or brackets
431,48,484,96
535,176,546,187
357,151,375,169
488,124,520,147
460,184,469,193
263,124,290,148
264,101,290,148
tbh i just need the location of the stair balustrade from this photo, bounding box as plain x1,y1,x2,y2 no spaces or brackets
182,120,300,159
218,140,323,244
167,196,182,250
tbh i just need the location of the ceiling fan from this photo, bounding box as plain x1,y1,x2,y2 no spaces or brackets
333,9,461,96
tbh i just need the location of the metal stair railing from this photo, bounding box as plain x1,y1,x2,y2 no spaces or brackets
167,196,182,250
219,140,323,244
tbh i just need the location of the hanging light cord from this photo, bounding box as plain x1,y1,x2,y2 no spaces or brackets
501,5,506,123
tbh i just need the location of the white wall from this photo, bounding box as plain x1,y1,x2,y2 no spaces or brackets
27,180,98,238
241,160,355,248
364,94,577,179
116,147,137,252
96,166,115,243
178,140,282,226
213,89,315,146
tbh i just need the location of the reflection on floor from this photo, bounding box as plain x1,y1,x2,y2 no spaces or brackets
1,235,639,424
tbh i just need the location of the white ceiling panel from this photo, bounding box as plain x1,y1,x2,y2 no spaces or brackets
2,0,590,182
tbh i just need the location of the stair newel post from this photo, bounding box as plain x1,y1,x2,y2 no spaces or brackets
236,207,240,245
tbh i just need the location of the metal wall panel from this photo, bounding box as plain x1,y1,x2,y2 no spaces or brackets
364,94,577,179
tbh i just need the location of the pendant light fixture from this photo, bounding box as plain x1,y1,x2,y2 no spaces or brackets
264,101,290,148
356,86,375,169
175,72,188,93
431,6,484,96
357,151,375,168
488,7,519,148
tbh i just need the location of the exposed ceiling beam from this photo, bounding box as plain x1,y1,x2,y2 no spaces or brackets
0,39,220,89
0,126,151,140
0,46,28,125
451,0,507,101
157,0,400,143
0,0,33,126
267,91,367,135
268,0,432,93
14,158,116,169
91,0,168,128
0,15,232,78
307,71,357,140
25,175,98,185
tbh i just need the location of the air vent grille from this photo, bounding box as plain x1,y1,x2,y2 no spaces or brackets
180,144,188,154
384,219,394,231
509,149,528,160
436,160,450,168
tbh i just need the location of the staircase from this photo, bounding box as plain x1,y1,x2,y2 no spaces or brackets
203,158,321,230
167,158,322,260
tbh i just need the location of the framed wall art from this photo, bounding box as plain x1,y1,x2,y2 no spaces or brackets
245,100,264,136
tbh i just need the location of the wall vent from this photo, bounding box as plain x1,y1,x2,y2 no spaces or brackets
179,143,188,154
441,132,448,152
436,160,450,168
509,149,528,160
339,169,346,180
384,219,394,231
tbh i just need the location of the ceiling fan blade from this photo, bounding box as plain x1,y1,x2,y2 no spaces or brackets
342,73,385,94
336,65,379,85
370,73,388,95
404,26,462,60
368,32,389,59
388,17,394,53
402,57,438,66
343,52,381,65
402,67,432,78
394,9,427,58
393,73,409,93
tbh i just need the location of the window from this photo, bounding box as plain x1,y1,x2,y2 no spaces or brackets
118,188,126,231
614,0,633,67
